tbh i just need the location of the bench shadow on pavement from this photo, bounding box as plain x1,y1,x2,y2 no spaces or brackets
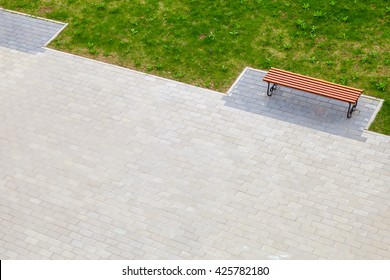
222,68,380,142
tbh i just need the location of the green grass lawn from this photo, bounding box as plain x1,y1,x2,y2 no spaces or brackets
1,0,389,134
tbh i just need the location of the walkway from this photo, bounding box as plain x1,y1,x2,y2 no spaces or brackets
0,9,389,259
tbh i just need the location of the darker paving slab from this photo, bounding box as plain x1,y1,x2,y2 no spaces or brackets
0,9,65,53
224,68,381,141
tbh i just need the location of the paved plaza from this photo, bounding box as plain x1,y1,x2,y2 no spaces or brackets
0,9,389,259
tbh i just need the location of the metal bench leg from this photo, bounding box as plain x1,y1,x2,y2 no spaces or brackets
347,101,358,118
352,100,358,112
266,82,271,96
266,82,277,96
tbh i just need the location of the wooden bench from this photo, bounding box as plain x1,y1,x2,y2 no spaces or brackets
263,68,363,118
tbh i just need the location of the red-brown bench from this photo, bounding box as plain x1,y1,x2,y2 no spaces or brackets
263,68,363,118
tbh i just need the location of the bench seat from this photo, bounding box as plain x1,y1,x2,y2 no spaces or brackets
263,68,363,118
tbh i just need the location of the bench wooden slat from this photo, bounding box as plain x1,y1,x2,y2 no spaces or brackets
266,71,361,96
267,68,362,93
266,74,359,97
265,75,359,103
263,68,362,104
267,79,358,101
264,70,362,101
264,77,358,103
262,68,363,118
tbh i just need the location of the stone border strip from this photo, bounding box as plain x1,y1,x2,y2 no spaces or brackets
362,129,390,141
45,47,227,98
44,23,68,47
226,66,250,95
0,7,66,25
365,97,384,130
226,67,268,96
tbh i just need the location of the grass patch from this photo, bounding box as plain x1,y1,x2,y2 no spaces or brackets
0,0,389,134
